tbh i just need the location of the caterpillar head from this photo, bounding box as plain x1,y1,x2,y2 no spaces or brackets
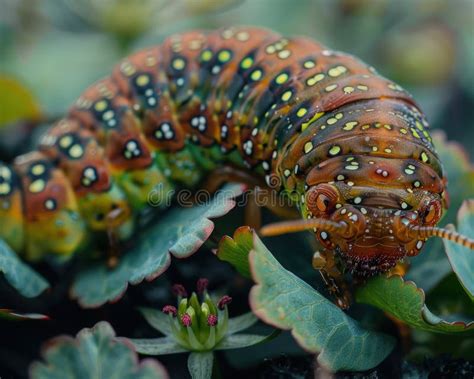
302,183,444,276
261,181,471,277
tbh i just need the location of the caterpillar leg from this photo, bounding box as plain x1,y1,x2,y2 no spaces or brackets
388,260,410,277
105,207,128,268
312,248,352,309
244,187,263,230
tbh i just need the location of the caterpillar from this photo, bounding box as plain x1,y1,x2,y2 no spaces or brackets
1,26,472,303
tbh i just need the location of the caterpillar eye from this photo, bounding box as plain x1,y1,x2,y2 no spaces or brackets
306,184,340,215
316,194,330,212
421,200,441,225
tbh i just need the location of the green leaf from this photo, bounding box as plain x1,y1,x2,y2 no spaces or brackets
356,275,474,334
130,337,187,355
443,200,474,300
71,184,244,308
138,307,173,336
187,352,214,379
407,132,474,291
216,226,253,278
30,321,168,379
0,75,41,126
249,234,395,372
0,239,49,298
226,312,258,334
216,330,280,351
0,308,49,321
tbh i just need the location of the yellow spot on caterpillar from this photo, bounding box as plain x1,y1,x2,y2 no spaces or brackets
275,72,289,85
0,183,11,195
250,69,263,81
388,83,404,91
384,148,392,153
301,112,324,131
421,152,429,163
327,117,337,125
29,179,45,193
278,50,291,59
357,85,368,91
345,164,359,170
423,130,430,138
411,129,421,139
281,90,292,102
372,146,378,152
31,164,45,176
0,167,11,180
69,144,84,159
304,141,314,153
343,121,358,131
329,145,341,156
94,100,107,112
361,124,370,130
343,86,354,94
335,113,343,120
172,58,186,70
59,135,73,148
306,73,325,86
240,57,253,69
189,40,202,50
384,124,392,130
266,45,276,54
120,62,136,76
201,50,213,62
136,74,150,87
222,29,234,39
325,84,338,92
416,121,424,131
218,50,232,63
236,31,250,41
303,60,315,69
284,169,291,177
296,108,308,118
328,66,347,77
103,110,114,121
400,128,408,134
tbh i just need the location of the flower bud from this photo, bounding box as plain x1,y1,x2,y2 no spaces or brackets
196,278,209,294
162,305,177,317
217,295,232,310
181,313,192,327
207,314,218,326
172,284,187,297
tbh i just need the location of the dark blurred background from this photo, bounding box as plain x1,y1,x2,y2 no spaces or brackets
0,0,473,156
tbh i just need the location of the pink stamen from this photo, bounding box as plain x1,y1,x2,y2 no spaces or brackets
162,305,177,317
172,284,188,298
207,314,218,326
181,313,192,327
197,278,209,294
217,295,232,310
